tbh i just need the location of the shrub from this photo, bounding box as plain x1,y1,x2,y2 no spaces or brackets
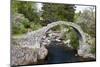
91,47,96,54
62,27,79,49
75,7,96,37
30,22,42,31
12,13,30,35
12,22,27,34
70,29,79,49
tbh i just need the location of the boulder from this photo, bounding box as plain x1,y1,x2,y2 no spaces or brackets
78,44,95,58
11,45,37,66
37,46,48,59
11,44,48,66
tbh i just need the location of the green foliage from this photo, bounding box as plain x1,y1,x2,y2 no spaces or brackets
30,22,42,31
74,11,81,22
87,38,96,54
11,0,19,13
70,29,79,49
12,13,29,34
75,7,96,37
11,1,76,35
11,0,42,35
12,22,27,34
11,0,40,22
75,7,96,54
60,26,79,49
42,3,75,25
91,47,96,54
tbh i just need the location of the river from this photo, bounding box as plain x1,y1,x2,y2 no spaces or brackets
36,41,95,65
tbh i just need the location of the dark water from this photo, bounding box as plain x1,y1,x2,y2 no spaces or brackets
37,41,95,65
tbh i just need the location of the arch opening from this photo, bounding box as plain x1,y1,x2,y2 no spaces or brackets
40,21,84,50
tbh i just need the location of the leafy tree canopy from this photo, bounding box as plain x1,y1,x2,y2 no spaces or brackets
41,3,75,25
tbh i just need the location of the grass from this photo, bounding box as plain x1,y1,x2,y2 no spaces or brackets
12,34,26,39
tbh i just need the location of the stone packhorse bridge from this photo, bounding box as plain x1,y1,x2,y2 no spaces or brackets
11,21,95,66
17,21,93,57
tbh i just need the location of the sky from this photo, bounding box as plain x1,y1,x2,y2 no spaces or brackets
36,3,95,13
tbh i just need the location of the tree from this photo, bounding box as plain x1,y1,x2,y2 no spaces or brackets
74,11,81,22
41,3,75,25
11,0,20,13
12,13,29,34
11,0,43,34
11,0,40,22
76,7,96,37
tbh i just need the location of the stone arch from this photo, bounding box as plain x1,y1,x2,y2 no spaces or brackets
43,21,86,43
24,21,86,49
14,21,95,57
40,21,91,58
16,21,94,58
